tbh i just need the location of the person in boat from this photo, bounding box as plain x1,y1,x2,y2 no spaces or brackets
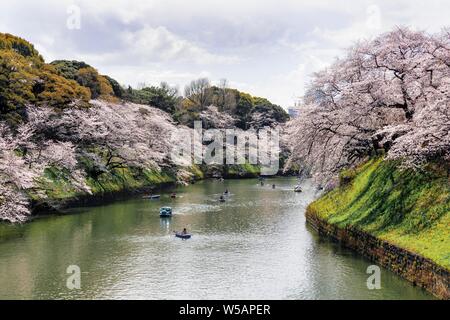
224,189,229,194
219,195,225,202
182,228,188,235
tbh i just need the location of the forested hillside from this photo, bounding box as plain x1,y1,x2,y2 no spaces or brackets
0,33,288,223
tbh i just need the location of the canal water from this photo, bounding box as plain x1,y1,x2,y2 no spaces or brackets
0,178,433,299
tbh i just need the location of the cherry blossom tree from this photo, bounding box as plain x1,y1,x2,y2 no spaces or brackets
0,123,36,222
287,28,450,183
200,106,236,129
1,99,183,222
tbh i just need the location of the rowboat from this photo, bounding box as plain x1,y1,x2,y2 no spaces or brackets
144,194,161,199
160,207,172,217
175,232,192,239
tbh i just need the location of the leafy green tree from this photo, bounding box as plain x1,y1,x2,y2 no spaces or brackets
234,92,254,129
104,75,124,98
252,97,289,123
50,60,90,80
124,82,180,113
0,33,43,63
36,64,91,108
51,60,115,100
76,67,113,99
210,79,237,112
0,34,90,124
184,78,212,111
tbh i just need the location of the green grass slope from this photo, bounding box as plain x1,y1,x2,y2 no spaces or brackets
307,158,450,269
28,165,178,204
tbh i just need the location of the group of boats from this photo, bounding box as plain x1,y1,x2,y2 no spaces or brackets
142,192,192,239
147,178,305,240
159,206,192,239
144,192,177,200
259,176,302,193
152,188,230,239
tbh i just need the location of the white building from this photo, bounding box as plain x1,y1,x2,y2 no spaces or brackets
288,102,301,118
288,107,299,118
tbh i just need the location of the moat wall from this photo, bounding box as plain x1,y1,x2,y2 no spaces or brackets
306,208,450,300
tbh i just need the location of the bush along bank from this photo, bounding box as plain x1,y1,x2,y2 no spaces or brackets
306,158,450,299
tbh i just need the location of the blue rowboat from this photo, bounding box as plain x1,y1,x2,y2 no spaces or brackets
160,207,172,217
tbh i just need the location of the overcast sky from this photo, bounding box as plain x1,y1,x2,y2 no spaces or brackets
2,0,449,107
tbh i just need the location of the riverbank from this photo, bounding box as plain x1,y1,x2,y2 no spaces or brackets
25,163,267,221
306,158,450,299
27,165,190,218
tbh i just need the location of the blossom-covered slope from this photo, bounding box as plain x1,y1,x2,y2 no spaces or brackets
0,100,194,222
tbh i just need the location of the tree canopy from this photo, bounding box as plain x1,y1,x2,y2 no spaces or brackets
123,82,180,114
180,79,288,129
287,28,450,183
50,60,116,100
0,34,90,125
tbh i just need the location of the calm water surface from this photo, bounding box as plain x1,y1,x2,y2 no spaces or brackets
0,178,433,299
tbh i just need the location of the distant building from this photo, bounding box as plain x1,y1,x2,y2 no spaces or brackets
288,107,300,118
288,102,301,118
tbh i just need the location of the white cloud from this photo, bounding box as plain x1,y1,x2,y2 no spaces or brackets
120,26,239,65
1,0,449,108
309,4,384,48
100,66,211,90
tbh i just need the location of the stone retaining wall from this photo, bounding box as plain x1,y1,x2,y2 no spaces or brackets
306,209,450,300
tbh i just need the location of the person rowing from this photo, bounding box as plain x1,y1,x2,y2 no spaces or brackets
174,228,192,239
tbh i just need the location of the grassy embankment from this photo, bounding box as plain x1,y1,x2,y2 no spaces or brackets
224,163,261,178
307,158,450,270
28,163,202,205
25,160,262,208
